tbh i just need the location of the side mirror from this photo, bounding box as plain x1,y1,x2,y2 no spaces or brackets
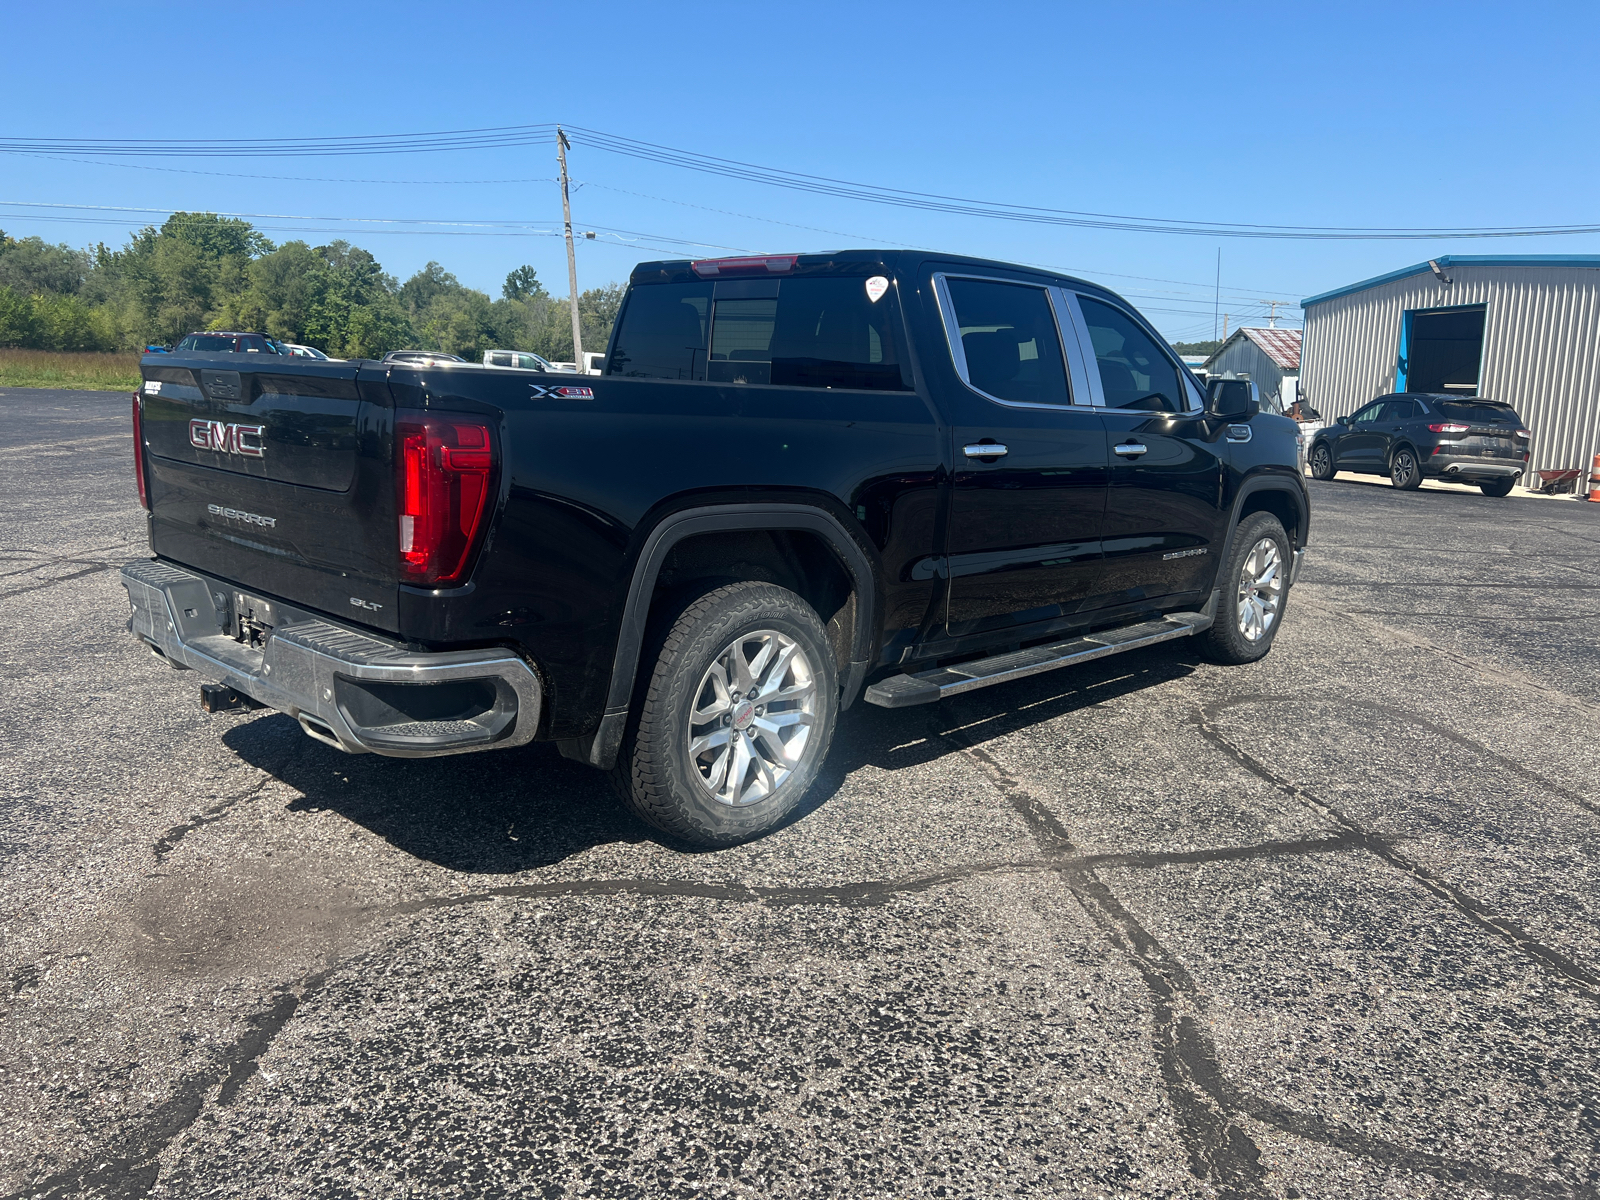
1336,415,1350,426
1206,379,1259,420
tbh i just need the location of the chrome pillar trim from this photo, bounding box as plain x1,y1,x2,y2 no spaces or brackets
1050,287,1106,408
121,559,541,758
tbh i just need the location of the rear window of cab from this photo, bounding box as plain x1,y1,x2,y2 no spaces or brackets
607,274,912,391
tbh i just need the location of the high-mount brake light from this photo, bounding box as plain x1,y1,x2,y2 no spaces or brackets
132,391,150,509
1427,422,1470,433
395,414,497,587
690,255,799,279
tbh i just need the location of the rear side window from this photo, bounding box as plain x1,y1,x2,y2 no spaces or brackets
609,276,912,390
1437,400,1519,424
944,278,1071,406
1077,297,1184,412
1381,400,1418,420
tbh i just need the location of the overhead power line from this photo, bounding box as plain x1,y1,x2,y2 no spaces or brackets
0,200,744,255
560,126,1600,241
0,125,558,157
3,123,1596,240
13,152,557,186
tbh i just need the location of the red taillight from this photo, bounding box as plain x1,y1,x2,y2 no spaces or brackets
690,254,798,278
395,414,496,587
132,391,150,509
1427,422,1470,433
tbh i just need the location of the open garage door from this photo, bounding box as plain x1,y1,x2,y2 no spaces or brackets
1400,305,1486,394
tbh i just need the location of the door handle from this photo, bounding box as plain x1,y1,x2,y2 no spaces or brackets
1113,442,1148,457
963,443,1008,459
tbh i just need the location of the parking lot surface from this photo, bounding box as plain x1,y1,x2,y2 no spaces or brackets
2,387,1598,1200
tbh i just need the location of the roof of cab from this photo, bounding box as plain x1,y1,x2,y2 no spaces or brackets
627,249,1107,297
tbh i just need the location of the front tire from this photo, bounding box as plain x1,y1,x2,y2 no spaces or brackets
1196,512,1290,666
1390,447,1423,490
612,582,838,847
1309,441,1336,480
1479,477,1515,497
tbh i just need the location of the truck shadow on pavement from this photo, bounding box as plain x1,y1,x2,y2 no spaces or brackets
220,647,1197,874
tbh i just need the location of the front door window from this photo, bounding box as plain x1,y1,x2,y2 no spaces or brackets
1077,297,1185,413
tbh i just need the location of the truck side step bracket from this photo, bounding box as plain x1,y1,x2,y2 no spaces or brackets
862,613,1209,709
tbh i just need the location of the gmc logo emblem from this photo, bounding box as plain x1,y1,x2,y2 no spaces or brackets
189,419,266,458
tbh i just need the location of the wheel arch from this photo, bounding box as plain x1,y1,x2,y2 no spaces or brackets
1205,474,1307,615
1388,440,1422,468
563,503,880,770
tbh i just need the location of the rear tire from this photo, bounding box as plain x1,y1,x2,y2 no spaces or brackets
1390,446,1423,490
1479,477,1515,497
1309,442,1336,481
610,582,838,847
1196,512,1291,666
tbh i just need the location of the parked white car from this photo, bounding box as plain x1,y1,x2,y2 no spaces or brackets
581,351,606,375
283,343,334,360
483,349,558,372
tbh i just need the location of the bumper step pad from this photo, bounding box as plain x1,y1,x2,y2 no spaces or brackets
863,613,1207,709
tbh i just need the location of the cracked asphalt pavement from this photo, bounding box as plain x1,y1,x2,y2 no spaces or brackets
3,387,1599,1199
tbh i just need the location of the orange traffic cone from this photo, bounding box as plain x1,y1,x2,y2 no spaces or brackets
1590,452,1600,502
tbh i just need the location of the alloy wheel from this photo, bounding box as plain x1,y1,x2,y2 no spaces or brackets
1391,450,1418,487
1236,538,1283,643
1311,444,1331,478
686,629,818,807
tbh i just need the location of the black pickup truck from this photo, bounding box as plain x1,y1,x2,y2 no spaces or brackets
123,249,1308,845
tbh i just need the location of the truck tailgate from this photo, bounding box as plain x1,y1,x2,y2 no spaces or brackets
139,355,399,633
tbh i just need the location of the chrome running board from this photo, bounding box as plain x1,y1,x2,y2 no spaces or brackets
862,612,1209,709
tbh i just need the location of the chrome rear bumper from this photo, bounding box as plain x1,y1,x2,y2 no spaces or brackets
121,559,542,757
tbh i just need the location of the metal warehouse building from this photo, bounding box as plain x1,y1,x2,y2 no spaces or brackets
1202,327,1301,410
1300,254,1600,475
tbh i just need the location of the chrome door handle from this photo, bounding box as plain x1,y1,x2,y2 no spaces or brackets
963,443,1008,458
1113,442,1148,457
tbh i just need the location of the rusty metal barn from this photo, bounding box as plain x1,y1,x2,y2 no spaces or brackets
1299,255,1600,476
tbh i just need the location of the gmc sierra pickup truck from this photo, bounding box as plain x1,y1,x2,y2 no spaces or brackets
123,249,1308,846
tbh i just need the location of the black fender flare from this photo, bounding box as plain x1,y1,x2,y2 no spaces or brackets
564,503,879,770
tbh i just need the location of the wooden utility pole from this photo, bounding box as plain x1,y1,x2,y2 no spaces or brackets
556,127,583,365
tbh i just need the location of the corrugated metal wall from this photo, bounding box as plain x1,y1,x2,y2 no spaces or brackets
1301,265,1600,475
1205,337,1288,398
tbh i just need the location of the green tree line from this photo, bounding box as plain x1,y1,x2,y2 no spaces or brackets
0,213,622,361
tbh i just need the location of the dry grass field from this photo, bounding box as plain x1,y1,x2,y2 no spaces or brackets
0,348,142,391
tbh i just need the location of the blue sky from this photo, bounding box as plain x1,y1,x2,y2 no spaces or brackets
4,0,1597,342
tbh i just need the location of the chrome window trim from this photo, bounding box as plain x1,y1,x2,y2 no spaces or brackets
932,271,1094,411
1051,288,1105,408
1072,291,1204,417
